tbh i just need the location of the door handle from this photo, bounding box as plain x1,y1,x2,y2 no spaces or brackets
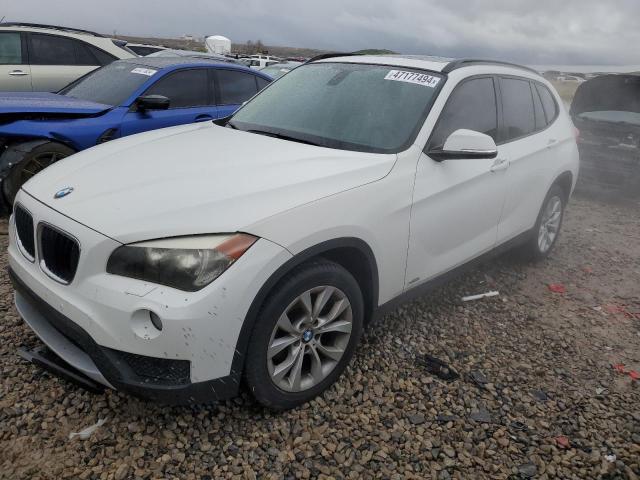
547,138,558,148
195,114,214,122
9,70,29,76
490,158,510,172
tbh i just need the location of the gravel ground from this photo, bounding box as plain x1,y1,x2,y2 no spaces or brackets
1,193,639,480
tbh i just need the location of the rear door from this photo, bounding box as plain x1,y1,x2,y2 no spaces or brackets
0,31,32,91
27,33,111,92
495,77,560,242
215,69,267,117
120,68,217,137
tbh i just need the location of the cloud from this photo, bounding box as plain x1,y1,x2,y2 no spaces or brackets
4,0,640,64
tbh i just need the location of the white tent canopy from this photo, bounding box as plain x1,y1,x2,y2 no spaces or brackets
205,35,231,55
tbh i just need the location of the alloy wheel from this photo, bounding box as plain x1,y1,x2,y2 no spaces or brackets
267,286,353,392
538,195,562,253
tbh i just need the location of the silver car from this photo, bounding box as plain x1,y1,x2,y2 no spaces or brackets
0,23,136,92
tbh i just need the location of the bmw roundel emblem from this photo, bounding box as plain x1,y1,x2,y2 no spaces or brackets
54,187,74,199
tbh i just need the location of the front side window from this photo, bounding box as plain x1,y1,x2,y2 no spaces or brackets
0,32,23,65
29,33,77,65
231,62,443,153
145,69,209,108
501,77,536,141
61,62,155,106
429,77,498,149
217,70,259,105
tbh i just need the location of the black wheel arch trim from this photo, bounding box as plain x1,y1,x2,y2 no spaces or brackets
231,237,379,380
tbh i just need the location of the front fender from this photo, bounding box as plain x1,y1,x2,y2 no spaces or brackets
0,139,53,179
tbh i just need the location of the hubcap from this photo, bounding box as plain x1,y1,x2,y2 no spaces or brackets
267,286,353,392
538,195,562,253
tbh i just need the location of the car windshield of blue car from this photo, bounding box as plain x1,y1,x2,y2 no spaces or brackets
60,62,156,106
230,62,444,154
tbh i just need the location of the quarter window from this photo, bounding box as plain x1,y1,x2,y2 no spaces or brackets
145,69,209,108
217,70,259,105
429,77,498,149
532,83,546,130
0,32,23,65
536,84,558,124
256,76,270,91
500,78,535,141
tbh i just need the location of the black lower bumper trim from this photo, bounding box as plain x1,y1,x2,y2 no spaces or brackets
10,268,240,405
18,346,105,394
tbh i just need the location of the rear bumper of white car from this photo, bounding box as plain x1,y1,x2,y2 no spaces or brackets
8,191,292,404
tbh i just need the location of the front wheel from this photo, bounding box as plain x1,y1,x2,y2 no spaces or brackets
522,184,566,260
244,260,364,410
2,142,75,206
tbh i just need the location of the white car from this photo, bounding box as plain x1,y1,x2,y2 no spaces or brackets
0,22,136,92
8,55,579,409
247,54,281,69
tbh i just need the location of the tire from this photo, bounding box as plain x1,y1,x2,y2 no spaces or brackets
2,142,75,206
245,260,364,410
522,184,566,261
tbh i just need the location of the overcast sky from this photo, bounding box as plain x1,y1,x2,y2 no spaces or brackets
3,0,640,65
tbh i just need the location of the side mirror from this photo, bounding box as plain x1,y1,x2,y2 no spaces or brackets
428,129,498,162
136,94,170,111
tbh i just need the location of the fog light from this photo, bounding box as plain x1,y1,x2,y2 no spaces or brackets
149,311,163,331
131,309,163,340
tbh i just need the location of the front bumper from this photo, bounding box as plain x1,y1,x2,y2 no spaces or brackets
8,190,293,404
11,268,239,404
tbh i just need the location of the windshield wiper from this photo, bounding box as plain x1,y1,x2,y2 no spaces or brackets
247,129,321,146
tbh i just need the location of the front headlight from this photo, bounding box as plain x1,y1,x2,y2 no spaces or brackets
106,233,257,291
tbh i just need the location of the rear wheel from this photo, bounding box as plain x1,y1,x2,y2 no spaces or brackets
522,184,566,260
2,142,75,206
245,260,363,410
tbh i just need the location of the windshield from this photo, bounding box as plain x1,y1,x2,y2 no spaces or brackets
230,62,443,153
260,63,299,78
60,62,157,106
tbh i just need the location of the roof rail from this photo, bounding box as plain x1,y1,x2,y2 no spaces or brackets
306,52,364,63
442,59,539,75
0,22,105,37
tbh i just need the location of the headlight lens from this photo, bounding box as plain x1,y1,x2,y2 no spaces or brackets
106,233,257,291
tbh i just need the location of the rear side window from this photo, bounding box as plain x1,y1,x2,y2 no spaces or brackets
217,70,259,105
145,69,209,108
29,33,77,65
0,32,23,64
500,77,535,141
536,84,558,124
429,77,498,148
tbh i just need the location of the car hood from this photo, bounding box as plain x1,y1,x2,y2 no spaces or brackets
570,74,640,119
0,92,111,117
23,122,396,243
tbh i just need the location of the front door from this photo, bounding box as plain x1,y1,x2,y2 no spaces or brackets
406,76,507,286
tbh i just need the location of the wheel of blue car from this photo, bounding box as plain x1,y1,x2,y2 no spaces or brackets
245,260,364,410
2,142,75,206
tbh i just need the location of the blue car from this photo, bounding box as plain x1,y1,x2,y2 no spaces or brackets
0,57,272,205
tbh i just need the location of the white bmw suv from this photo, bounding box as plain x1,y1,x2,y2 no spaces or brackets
8,55,579,409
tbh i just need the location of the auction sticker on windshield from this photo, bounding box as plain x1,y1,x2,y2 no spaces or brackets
131,68,157,76
384,70,440,87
